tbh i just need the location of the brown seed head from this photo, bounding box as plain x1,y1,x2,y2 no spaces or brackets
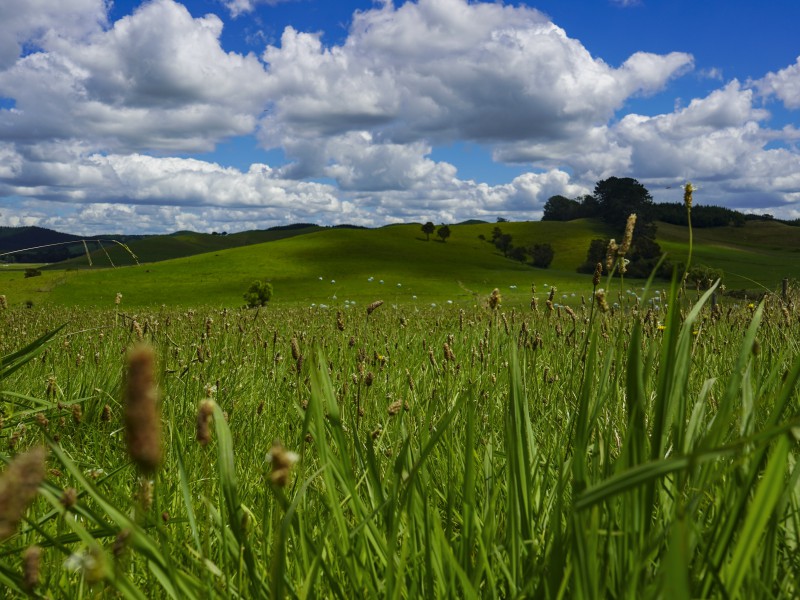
605,239,618,272
290,337,300,361
595,289,609,312
61,487,78,510
267,441,299,487
488,288,501,310
196,399,214,446
388,400,402,416
592,262,603,287
366,300,384,315
618,213,637,257
22,545,41,592
0,446,47,540
124,345,161,474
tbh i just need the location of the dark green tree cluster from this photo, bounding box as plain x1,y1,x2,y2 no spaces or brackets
489,227,554,268
572,177,667,278
653,203,746,227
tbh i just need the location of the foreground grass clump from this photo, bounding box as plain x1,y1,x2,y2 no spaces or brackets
0,278,798,598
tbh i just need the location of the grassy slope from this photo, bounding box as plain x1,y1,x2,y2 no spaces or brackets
3,218,798,308
656,220,800,289
12,221,607,308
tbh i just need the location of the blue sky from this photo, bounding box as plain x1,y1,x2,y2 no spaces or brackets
0,0,798,234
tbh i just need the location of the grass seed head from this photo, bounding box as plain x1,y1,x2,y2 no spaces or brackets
196,399,214,446
595,289,609,312
592,262,602,287
267,441,299,487
0,446,47,540
604,239,618,272
61,487,78,510
366,300,384,315
290,337,300,361
488,288,501,310
684,182,694,209
22,545,41,592
124,344,162,474
618,213,637,257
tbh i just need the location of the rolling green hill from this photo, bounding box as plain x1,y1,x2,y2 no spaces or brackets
1,219,797,308
47,225,324,268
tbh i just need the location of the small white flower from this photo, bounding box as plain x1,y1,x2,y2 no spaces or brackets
332,295,337,300
412,295,417,300
431,303,437,307
318,276,323,281
379,280,384,284
331,279,336,284
368,277,374,282
447,300,453,304
397,283,402,287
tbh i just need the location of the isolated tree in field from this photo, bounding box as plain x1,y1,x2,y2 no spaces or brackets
421,221,435,241
530,243,555,268
243,280,273,307
437,225,451,243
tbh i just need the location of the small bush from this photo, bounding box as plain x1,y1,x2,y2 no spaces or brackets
24,268,42,278
243,280,273,307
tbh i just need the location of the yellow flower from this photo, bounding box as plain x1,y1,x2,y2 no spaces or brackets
657,324,666,332
747,303,755,309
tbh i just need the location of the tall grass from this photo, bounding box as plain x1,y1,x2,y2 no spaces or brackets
0,272,797,597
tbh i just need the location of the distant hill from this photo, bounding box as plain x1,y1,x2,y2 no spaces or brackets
48,225,324,268
0,226,85,262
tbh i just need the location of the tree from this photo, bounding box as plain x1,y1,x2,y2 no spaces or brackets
243,280,273,307
530,243,554,268
494,233,513,257
542,195,581,221
509,245,528,262
421,221,435,241
593,177,654,229
437,225,451,243
577,239,608,274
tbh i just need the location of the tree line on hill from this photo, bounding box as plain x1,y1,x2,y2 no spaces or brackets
542,176,798,280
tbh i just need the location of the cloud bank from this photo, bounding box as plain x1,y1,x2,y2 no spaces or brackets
0,0,798,234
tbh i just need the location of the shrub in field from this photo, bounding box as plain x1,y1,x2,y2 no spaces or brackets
243,279,272,307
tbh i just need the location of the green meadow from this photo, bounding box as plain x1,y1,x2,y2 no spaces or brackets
0,266,798,597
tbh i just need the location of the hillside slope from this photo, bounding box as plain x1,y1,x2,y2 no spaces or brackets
1,219,797,308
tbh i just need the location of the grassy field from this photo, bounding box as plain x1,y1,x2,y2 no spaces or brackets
0,270,798,597
1,218,799,310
